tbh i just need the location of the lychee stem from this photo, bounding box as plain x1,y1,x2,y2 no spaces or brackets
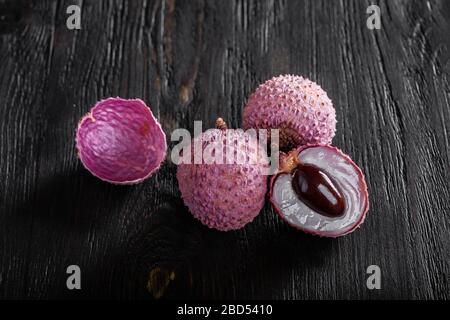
216,118,228,130
280,153,300,173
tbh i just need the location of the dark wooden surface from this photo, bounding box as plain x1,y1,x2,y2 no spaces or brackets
0,0,449,300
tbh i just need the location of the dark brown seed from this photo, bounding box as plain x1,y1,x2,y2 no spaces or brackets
292,164,345,217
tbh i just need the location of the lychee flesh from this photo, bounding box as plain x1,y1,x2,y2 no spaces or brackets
243,75,336,150
270,145,368,237
76,97,167,185
177,119,269,231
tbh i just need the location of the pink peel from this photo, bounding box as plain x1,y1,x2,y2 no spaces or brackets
76,97,167,185
177,119,269,231
243,75,336,150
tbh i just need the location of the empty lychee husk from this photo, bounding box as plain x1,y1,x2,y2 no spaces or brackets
269,145,369,237
76,97,167,184
243,75,336,151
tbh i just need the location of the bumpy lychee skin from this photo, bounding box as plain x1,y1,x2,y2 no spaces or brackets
243,75,336,150
76,97,166,184
269,145,369,238
177,119,269,231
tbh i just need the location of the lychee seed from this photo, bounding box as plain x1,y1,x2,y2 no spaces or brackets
292,164,345,218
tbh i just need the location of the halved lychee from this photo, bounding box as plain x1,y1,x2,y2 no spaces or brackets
269,145,369,237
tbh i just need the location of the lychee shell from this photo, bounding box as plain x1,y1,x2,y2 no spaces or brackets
177,128,268,231
243,75,336,150
76,97,167,185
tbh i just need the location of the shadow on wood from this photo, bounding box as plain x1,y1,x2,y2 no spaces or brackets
128,196,333,299
8,167,133,233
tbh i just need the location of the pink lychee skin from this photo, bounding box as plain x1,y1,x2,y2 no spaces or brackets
177,128,269,231
269,145,369,238
243,75,336,150
76,97,167,185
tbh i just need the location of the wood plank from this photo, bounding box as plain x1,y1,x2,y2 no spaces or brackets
0,0,448,299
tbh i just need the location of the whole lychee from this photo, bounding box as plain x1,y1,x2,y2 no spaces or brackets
269,145,369,237
76,97,167,184
176,119,269,231
243,75,336,150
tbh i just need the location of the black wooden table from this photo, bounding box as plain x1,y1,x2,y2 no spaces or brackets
0,0,449,300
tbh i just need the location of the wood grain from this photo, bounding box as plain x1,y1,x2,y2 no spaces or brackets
0,0,448,299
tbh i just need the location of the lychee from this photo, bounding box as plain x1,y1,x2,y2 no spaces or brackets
269,145,369,237
243,75,336,150
176,119,269,231
76,97,167,184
